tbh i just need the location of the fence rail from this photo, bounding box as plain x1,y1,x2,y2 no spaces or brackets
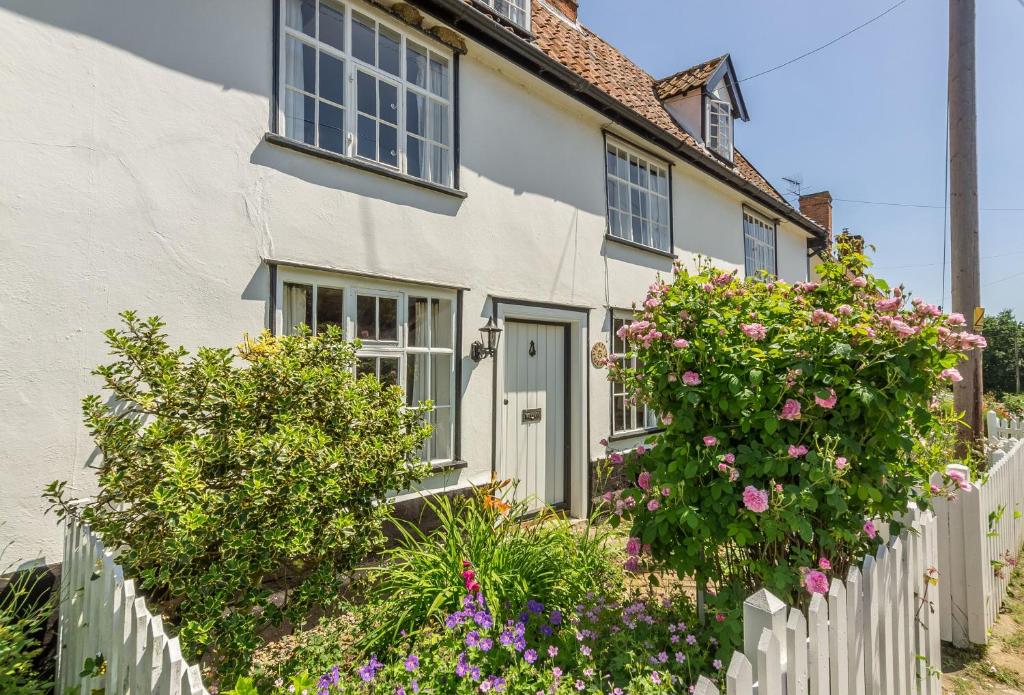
58,517,209,695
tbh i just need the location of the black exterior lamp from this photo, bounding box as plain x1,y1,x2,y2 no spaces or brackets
471,316,502,362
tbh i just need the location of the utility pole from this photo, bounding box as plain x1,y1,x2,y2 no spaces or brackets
949,0,983,452
1016,327,1020,393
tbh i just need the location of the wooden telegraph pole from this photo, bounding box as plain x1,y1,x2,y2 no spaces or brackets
949,0,984,451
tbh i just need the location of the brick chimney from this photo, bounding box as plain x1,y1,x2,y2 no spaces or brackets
547,0,579,22
799,191,833,234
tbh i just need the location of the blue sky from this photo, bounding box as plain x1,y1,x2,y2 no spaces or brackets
579,0,1024,316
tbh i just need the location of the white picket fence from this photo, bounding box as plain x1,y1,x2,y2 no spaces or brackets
934,415,1024,647
58,517,209,695
692,508,942,695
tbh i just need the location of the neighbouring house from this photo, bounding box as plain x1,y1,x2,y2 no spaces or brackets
0,0,835,563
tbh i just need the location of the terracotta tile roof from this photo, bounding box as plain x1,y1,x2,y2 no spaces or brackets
458,0,819,231
653,55,727,101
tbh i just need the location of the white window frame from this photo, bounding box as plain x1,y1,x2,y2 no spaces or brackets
277,0,455,187
610,312,659,436
706,98,733,161
743,208,777,279
474,0,530,31
605,138,672,253
277,268,458,464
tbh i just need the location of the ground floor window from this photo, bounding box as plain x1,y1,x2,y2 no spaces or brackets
743,209,777,279
610,313,658,436
278,269,456,463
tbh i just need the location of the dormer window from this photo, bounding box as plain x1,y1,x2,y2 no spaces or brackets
476,0,530,30
706,98,732,161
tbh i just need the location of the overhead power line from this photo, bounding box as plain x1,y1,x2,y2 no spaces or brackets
739,0,911,82
782,193,1024,212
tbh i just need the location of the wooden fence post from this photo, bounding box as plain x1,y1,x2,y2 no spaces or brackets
756,628,784,695
786,607,808,695
725,652,753,695
828,579,849,695
743,589,787,684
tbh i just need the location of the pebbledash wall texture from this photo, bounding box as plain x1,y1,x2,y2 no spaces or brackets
0,0,827,563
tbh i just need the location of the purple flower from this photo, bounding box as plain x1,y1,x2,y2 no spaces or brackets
550,609,562,625
527,599,545,614
478,637,493,652
358,655,382,682
524,648,538,664
404,654,419,672
548,645,559,658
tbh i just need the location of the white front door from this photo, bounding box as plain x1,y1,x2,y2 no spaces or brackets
500,321,568,512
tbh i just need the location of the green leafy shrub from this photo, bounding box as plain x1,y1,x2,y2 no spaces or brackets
359,487,622,651
610,242,984,617
44,313,432,681
0,560,52,694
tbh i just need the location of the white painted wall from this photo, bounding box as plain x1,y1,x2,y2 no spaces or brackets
0,0,812,562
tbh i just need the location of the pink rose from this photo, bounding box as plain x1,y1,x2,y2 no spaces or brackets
947,312,967,326
941,368,963,383
742,486,769,513
647,499,660,512
661,413,673,426
740,323,767,341
788,444,809,458
723,452,736,464
637,471,652,490
599,437,608,446
851,276,867,288
805,570,829,595
661,487,671,497
626,537,641,556
837,304,853,316
701,283,714,292
703,435,718,447
778,399,801,421
672,338,690,349
818,557,831,570
815,388,838,409
863,521,878,540
835,456,848,470
609,452,624,465
682,371,702,386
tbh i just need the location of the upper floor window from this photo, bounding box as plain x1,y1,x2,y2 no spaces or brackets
706,99,732,161
476,0,530,30
605,140,671,253
280,272,457,464
743,209,777,279
279,0,454,187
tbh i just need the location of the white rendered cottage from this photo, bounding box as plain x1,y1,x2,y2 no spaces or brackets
0,0,833,562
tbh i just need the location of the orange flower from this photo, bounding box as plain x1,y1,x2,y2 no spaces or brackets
483,495,511,515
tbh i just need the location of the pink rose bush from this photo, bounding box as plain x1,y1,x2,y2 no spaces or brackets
606,238,983,609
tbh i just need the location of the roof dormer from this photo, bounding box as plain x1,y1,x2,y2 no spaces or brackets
655,54,749,163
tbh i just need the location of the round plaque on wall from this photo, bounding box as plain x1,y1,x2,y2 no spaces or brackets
590,341,609,368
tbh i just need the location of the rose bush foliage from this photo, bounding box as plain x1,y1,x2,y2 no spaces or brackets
609,244,985,620
45,313,432,681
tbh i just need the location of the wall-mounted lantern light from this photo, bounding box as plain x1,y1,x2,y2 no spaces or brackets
470,316,502,362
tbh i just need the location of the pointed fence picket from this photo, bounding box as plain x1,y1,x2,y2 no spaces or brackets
57,517,210,695
719,507,941,694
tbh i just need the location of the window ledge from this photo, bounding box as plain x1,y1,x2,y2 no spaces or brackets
264,133,468,200
607,428,664,444
431,459,470,473
604,234,675,260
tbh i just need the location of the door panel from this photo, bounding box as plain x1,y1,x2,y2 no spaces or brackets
500,321,567,511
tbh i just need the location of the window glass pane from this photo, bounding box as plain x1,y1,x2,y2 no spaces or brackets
379,297,398,341
357,71,376,115
429,101,448,144
407,136,425,178
356,295,376,339
432,407,452,461
379,25,401,76
613,395,627,433
319,53,345,105
357,115,376,159
629,156,640,184
379,125,398,167
431,353,452,406
407,43,428,88
352,12,376,64
430,144,449,185
379,357,400,386
379,82,398,125
283,283,313,334
406,91,426,135
286,0,315,36
319,102,345,153
430,298,453,348
316,286,344,333
319,2,345,50
406,353,429,406
357,356,376,379
429,55,449,98
285,37,315,92
284,90,315,144
408,297,428,347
